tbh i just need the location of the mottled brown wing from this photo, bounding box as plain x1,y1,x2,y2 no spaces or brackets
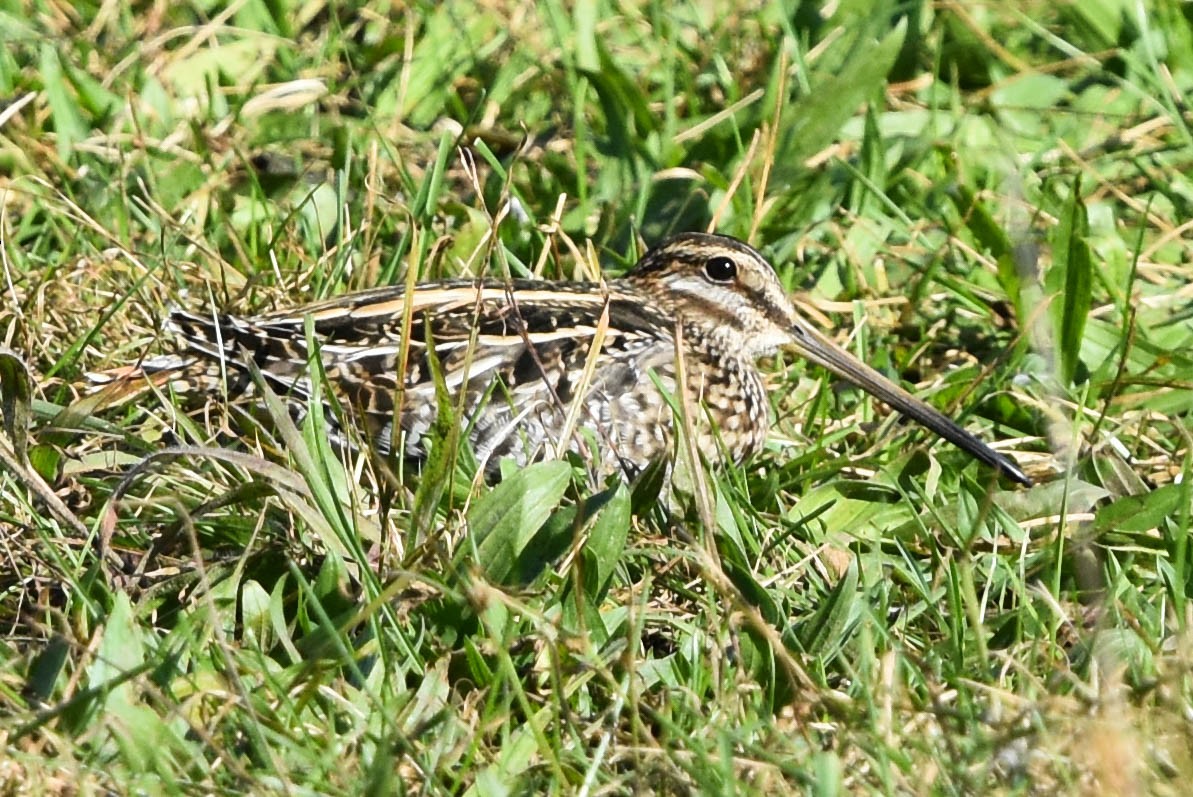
167,280,675,468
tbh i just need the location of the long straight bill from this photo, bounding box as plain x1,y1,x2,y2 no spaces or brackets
789,319,1031,486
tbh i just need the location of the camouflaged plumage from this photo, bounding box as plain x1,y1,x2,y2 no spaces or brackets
109,233,1030,484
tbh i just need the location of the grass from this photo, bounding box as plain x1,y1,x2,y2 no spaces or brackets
2,0,1192,793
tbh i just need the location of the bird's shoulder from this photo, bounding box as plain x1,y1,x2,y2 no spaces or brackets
252,278,677,351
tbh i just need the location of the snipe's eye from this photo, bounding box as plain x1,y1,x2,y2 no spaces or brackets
704,256,737,283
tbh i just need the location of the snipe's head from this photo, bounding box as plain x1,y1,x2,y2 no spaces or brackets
625,232,1031,486
624,232,802,360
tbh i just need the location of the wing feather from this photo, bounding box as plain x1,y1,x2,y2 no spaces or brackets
166,279,675,466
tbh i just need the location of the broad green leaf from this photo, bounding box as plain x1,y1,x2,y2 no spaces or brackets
39,45,86,161
1092,627,1154,677
413,131,457,223
581,41,659,143
1060,0,1135,48
948,184,1025,323
774,20,906,173
160,35,276,97
62,56,119,121
463,638,496,686
1096,483,1186,534
270,574,302,664
990,72,1069,111
469,461,572,582
514,503,578,585
24,635,69,704
83,593,170,760
796,559,859,658
789,480,917,544
1050,180,1093,385
240,580,272,648
465,706,549,797
724,556,782,626
573,0,599,72
848,103,887,216
395,10,503,126
400,657,452,736
812,752,845,797
0,347,32,465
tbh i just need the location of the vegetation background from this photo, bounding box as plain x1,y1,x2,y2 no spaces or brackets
1,0,1191,793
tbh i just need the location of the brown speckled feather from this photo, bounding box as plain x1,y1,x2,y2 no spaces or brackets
107,233,1030,485
165,280,702,474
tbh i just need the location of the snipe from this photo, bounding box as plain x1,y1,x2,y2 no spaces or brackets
103,233,1030,485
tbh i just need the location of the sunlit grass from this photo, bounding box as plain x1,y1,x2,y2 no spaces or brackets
2,1,1192,793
